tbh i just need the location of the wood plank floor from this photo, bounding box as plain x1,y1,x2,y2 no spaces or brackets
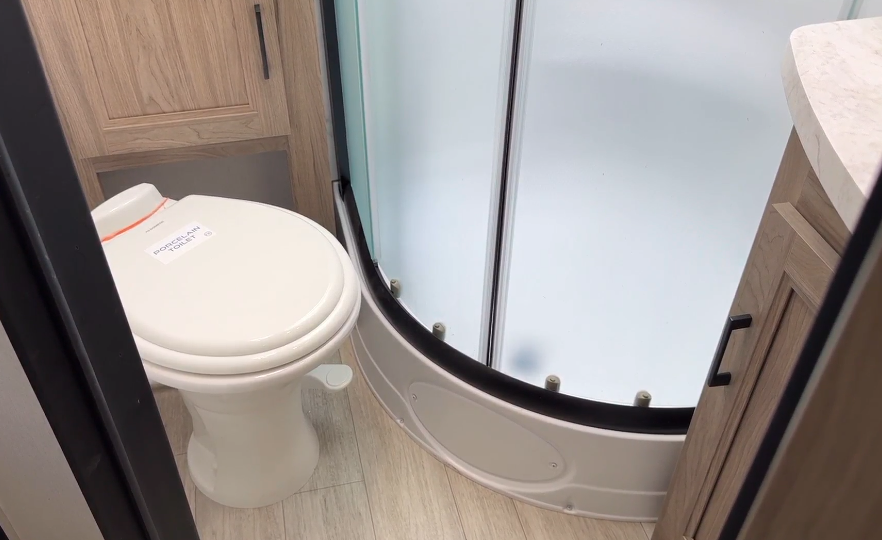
154,339,654,540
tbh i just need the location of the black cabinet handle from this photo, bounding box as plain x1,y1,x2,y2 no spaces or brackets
707,314,752,387
254,4,270,79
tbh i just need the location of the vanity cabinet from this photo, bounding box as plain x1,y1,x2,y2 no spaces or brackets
654,130,849,540
21,0,335,230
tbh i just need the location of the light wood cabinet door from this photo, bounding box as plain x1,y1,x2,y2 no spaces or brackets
652,131,811,540
655,201,839,540
29,0,290,157
690,203,838,539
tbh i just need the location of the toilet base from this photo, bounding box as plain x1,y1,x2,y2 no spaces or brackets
180,382,320,508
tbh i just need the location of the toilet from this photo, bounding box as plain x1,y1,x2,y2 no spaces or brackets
92,184,361,509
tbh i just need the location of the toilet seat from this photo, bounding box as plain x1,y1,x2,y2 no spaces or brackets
100,190,360,376
141,300,359,394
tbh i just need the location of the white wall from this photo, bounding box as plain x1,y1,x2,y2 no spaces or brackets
0,321,104,540
858,0,882,16
100,151,294,210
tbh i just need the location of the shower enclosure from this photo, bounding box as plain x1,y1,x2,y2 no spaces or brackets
333,0,851,406
325,0,864,520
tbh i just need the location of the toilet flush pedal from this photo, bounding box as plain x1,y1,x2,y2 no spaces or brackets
303,364,354,392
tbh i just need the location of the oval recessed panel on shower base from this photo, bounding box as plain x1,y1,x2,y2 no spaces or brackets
409,382,565,483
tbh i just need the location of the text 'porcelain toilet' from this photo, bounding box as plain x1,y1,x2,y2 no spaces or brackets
93,184,361,508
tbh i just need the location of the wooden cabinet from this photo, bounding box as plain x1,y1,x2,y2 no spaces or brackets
691,203,838,539
654,131,849,540
73,0,290,155
21,0,335,231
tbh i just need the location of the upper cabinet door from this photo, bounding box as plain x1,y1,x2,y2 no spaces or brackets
71,0,289,155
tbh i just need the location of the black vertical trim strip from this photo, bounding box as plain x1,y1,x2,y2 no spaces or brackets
319,0,351,187
0,3,199,540
719,167,882,539
485,0,527,367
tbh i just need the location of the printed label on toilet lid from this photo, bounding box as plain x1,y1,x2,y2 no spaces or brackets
145,222,215,264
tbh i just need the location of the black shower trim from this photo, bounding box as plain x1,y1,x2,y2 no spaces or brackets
337,180,693,435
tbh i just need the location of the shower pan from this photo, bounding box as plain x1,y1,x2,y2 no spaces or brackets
323,0,855,520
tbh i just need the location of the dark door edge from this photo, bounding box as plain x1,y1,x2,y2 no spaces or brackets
0,3,198,539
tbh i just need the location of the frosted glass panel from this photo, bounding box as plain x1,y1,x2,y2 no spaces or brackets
499,0,842,406
335,0,373,252
360,1,513,358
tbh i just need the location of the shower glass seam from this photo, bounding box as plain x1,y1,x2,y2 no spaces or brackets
481,0,531,369
477,0,522,367
487,0,538,371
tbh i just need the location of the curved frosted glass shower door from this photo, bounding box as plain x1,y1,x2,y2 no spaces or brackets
495,0,844,407
333,0,851,417
354,1,515,359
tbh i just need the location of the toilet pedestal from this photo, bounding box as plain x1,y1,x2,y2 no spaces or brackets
182,382,320,509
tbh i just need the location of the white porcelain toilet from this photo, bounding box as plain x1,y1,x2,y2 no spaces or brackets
92,184,361,509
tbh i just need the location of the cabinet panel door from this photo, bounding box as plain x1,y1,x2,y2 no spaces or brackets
692,203,838,539
654,196,839,540
75,0,289,154
652,132,814,540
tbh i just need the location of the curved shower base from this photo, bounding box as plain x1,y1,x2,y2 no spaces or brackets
335,183,689,521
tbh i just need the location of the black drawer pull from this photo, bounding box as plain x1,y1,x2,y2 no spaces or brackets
254,4,270,79
707,314,752,387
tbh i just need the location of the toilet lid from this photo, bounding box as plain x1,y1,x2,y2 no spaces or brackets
101,195,349,373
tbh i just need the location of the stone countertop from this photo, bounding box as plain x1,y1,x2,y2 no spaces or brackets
783,17,882,231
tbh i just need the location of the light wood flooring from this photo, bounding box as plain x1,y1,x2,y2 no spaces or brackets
154,339,657,540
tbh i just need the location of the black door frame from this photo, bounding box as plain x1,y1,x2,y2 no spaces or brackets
0,2,198,539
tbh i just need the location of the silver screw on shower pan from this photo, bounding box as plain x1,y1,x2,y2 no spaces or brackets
390,278,402,298
564,504,574,512
633,390,652,407
549,462,558,469
545,375,561,392
432,322,446,341
411,393,418,401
